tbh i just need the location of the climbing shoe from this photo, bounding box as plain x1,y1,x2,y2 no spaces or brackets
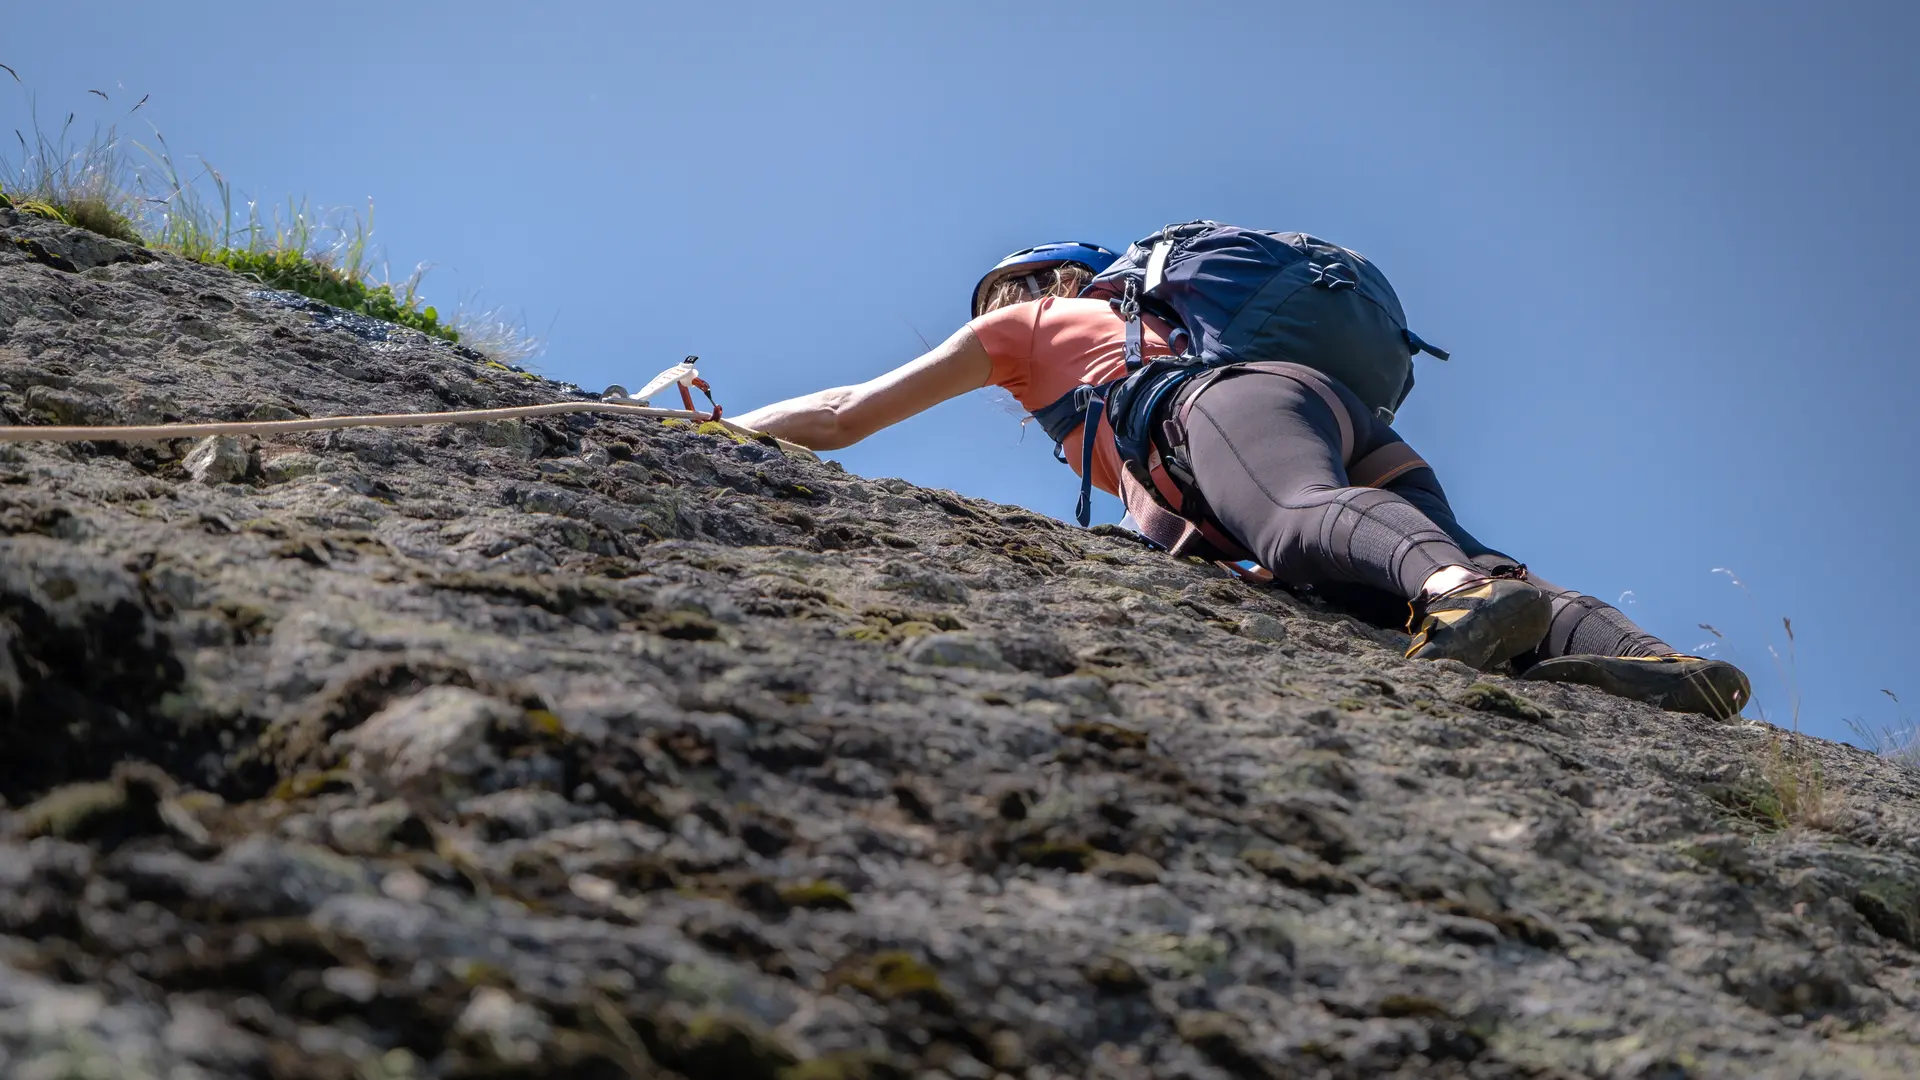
1404,576,1553,671
1519,654,1751,719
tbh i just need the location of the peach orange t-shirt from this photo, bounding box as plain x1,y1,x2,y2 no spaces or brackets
968,296,1181,499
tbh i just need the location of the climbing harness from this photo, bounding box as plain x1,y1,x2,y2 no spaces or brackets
1035,360,1435,585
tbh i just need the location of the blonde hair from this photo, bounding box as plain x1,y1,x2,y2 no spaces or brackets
978,264,1094,315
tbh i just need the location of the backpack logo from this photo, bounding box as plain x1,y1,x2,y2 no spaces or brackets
1309,260,1357,290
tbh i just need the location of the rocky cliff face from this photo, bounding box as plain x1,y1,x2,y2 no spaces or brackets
3,209,1919,1080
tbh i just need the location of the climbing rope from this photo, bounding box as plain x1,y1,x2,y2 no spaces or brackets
0,400,806,451
0,360,812,455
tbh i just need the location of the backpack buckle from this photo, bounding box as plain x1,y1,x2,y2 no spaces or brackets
1163,450,1196,491
1115,276,1142,320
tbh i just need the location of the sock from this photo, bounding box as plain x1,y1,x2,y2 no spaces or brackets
1419,564,1482,600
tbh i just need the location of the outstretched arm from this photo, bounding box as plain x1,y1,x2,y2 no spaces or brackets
730,325,992,450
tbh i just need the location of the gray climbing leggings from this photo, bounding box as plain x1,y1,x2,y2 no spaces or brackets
1179,367,1674,661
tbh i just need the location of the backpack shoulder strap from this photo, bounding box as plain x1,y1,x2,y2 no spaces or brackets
1028,378,1127,526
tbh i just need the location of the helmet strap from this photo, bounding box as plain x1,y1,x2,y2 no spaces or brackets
1023,273,1043,300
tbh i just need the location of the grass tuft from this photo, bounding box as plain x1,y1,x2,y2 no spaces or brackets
1707,734,1829,833
2,77,538,362
1,95,145,246
1699,570,1847,828
1846,713,1920,774
4,186,142,244
1758,732,1829,829
446,295,545,368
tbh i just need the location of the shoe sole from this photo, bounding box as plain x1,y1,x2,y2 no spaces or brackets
1405,585,1553,671
1520,655,1750,718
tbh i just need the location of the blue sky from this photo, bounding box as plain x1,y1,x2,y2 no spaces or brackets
7,2,1915,745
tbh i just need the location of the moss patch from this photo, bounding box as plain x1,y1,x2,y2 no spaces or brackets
1059,720,1149,752
841,605,964,646
779,1053,909,1080
1375,993,1452,1019
1855,877,1920,948
1456,682,1553,722
1175,1011,1264,1076
779,880,855,912
198,247,457,343
9,192,144,244
1013,840,1097,873
1435,898,1562,950
1081,955,1148,995
829,951,955,1015
650,1008,797,1080
1242,847,1361,895
695,420,750,444
16,778,151,842
859,606,964,631
271,768,358,801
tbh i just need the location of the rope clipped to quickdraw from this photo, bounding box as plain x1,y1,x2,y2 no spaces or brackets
622,356,723,420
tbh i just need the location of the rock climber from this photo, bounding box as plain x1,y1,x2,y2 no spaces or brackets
732,237,1751,718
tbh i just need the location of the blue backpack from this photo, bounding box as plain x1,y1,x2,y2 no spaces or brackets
1030,220,1448,527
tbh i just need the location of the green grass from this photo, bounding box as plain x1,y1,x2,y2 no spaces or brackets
2,77,538,363
1696,571,1847,828
200,246,456,343
1846,710,1920,774
1,93,146,246
2,186,143,244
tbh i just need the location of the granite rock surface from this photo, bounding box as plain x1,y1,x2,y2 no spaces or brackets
4,210,1920,1079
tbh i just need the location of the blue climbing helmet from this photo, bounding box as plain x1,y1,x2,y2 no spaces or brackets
970,241,1119,318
